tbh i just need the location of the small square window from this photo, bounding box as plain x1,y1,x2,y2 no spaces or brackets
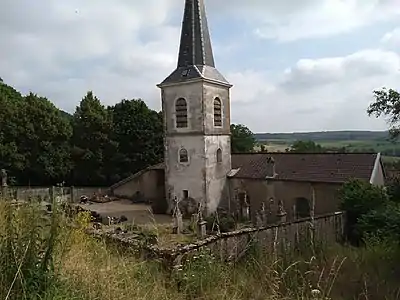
183,190,189,198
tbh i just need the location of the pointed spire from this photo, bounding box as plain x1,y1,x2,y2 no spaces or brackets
158,0,231,87
177,0,215,68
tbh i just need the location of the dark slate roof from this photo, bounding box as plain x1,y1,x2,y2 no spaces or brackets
231,153,378,183
159,0,230,86
178,0,214,68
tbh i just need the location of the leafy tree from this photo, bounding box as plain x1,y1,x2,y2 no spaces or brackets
358,203,400,241
386,177,400,203
20,93,72,184
230,124,256,153
0,83,26,176
110,99,163,182
339,179,388,244
72,91,116,186
367,88,400,138
290,140,325,153
259,144,268,153
0,82,72,185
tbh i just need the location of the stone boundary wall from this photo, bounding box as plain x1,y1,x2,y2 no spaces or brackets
1,186,109,202
91,211,345,268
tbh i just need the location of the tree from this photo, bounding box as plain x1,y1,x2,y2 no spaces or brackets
0,85,72,185
290,140,325,153
110,99,163,182
230,124,256,153
339,179,388,244
20,93,72,185
72,91,116,186
367,88,400,138
0,82,26,177
358,203,400,241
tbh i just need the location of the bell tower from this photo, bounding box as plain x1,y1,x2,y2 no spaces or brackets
157,0,232,214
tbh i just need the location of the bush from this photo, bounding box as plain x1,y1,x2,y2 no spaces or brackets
205,214,236,233
358,203,400,241
339,179,388,244
0,201,66,299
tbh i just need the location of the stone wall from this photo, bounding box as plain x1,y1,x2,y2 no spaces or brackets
72,187,109,202
93,211,345,269
1,186,108,202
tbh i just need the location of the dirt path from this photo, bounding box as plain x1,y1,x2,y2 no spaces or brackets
77,199,171,225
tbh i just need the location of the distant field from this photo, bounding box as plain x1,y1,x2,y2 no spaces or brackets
253,130,400,157
256,138,400,155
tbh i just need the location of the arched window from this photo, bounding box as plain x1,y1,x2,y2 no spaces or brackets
213,98,222,127
175,98,188,128
179,148,188,163
295,197,311,219
216,148,222,163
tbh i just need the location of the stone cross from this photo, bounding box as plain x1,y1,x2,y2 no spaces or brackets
241,193,250,220
255,212,263,228
260,202,268,225
197,213,207,239
276,200,287,223
172,196,183,234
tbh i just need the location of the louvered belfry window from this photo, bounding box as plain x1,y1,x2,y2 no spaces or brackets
214,98,222,127
176,98,188,128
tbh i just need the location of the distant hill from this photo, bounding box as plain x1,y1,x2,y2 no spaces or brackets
254,131,390,142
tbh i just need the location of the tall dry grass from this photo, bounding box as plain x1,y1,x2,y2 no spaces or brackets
1,199,399,300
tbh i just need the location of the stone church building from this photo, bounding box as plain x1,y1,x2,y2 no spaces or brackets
110,0,386,222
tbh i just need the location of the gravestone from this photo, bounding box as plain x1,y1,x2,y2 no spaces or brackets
255,212,263,228
172,196,183,234
276,200,287,223
197,213,207,238
260,202,268,225
241,193,250,220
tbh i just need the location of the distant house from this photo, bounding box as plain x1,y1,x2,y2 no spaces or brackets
109,152,385,221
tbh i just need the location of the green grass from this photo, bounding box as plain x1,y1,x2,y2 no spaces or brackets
1,199,400,300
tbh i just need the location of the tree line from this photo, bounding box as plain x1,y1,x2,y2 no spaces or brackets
0,81,256,187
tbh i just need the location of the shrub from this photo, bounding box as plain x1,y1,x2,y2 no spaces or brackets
205,214,235,233
0,201,66,299
358,203,400,241
339,179,388,244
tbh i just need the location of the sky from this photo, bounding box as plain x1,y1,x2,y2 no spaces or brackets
1,0,400,133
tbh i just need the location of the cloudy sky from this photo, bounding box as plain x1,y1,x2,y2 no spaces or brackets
1,0,400,133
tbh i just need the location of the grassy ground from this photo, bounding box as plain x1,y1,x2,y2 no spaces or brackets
1,200,400,300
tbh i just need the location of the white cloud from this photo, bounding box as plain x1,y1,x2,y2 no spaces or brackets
381,27,400,49
0,0,180,111
229,47,400,132
1,1,400,133
244,0,400,42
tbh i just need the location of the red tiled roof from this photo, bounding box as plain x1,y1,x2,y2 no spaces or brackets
231,153,378,183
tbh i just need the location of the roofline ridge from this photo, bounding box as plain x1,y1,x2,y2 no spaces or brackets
231,152,378,155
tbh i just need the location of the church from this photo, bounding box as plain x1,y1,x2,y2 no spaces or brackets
110,0,385,222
